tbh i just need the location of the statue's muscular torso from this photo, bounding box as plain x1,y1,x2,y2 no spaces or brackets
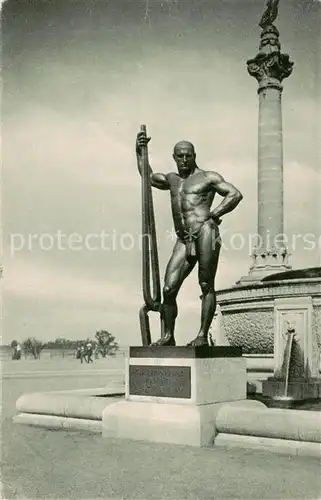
166,169,217,239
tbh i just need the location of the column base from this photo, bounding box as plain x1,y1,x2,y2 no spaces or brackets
237,247,292,284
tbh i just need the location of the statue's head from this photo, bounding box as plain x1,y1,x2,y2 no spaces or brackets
173,141,197,177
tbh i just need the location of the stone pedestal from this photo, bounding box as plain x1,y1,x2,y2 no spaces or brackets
102,346,246,446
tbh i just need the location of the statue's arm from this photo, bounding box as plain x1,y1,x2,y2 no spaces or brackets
136,133,170,190
136,152,170,190
151,172,170,190
206,171,243,220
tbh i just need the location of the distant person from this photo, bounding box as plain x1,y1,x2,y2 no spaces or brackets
208,333,215,347
86,342,93,363
80,345,85,364
12,343,22,360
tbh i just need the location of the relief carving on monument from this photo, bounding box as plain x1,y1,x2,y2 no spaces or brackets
281,319,306,379
274,303,316,379
223,310,274,354
312,308,321,348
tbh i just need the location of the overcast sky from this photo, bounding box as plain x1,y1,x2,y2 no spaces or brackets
2,0,321,345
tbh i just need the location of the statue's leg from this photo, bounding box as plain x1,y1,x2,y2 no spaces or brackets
151,239,196,346
187,222,221,347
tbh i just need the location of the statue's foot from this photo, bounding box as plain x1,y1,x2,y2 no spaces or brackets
186,336,209,347
150,335,176,347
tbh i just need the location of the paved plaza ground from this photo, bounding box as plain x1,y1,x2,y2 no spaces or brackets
1,357,321,499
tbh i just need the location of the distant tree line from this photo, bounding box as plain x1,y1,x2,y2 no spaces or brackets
10,330,119,360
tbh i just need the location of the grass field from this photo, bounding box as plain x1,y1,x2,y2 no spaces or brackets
1,357,321,499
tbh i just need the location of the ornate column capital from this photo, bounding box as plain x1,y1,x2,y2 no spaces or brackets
247,24,294,92
250,246,291,272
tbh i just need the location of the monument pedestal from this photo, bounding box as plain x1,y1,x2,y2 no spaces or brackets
102,346,246,446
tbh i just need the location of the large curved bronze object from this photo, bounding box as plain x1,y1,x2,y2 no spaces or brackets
138,125,163,345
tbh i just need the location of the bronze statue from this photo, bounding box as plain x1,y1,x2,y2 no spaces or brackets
136,128,243,347
247,0,293,87
259,0,279,29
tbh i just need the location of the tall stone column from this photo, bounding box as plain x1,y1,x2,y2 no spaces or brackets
241,2,294,281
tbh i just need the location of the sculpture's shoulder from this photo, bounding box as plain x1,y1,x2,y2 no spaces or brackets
203,169,223,182
166,172,180,184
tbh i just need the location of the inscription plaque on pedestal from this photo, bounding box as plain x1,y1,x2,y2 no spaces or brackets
129,365,191,399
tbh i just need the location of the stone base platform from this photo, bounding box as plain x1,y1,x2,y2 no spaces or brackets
214,434,321,458
12,378,321,457
13,386,125,432
262,377,321,400
103,400,224,446
102,345,247,447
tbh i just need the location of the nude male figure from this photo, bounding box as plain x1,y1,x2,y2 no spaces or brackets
136,131,243,346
